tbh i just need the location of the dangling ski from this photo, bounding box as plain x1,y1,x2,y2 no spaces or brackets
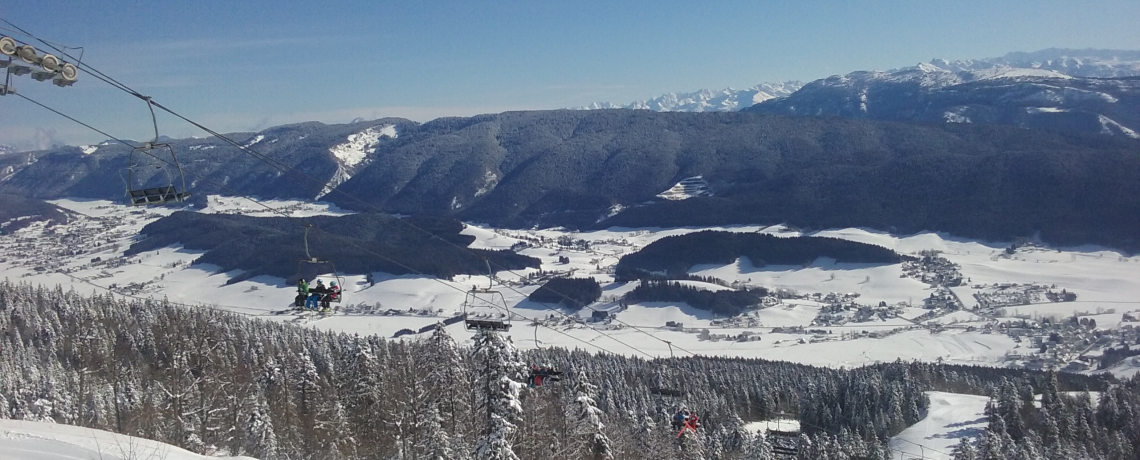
676,416,700,438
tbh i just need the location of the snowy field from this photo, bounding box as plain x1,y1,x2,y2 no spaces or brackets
3,197,1139,372
0,419,257,460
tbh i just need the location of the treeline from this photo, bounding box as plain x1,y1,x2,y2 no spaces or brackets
528,277,602,308
0,281,1119,460
623,280,767,317
616,231,902,279
127,211,540,282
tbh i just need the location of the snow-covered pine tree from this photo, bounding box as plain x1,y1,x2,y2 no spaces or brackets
420,405,461,460
566,368,614,460
472,330,525,460
423,325,469,434
677,428,704,460
242,394,279,459
951,437,978,460
743,431,773,459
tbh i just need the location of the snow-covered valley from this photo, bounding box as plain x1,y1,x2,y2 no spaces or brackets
4,197,1139,376
4,196,1137,459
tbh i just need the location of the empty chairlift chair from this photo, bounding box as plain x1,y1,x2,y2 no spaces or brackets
121,100,191,206
463,259,512,331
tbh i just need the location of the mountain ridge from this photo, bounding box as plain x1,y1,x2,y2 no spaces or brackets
4,109,1138,252
745,49,1140,138
577,81,803,112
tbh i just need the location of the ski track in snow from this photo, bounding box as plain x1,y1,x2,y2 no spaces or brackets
888,392,989,460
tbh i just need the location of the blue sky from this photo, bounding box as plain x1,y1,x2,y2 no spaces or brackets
1,0,1138,149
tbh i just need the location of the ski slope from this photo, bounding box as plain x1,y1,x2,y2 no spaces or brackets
889,392,989,460
0,419,257,460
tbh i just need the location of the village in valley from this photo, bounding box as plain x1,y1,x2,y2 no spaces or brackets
3,197,1139,379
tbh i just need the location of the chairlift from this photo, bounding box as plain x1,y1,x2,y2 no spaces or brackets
649,341,685,398
120,98,190,206
769,430,801,456
767,413,802,457
295,224,343,304
527,365,563,387
463,258,512,331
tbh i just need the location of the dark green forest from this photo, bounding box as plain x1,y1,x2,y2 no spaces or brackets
615,231,903,280
623,280,768,317
528,277,603,308
127,211,540,282
2,282,1127,459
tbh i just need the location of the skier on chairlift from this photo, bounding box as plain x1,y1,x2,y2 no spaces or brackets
320,281,340,312
674,410,700,437
527,365,563,387
307,279,328,310
295,279,309,308
672,409,688,431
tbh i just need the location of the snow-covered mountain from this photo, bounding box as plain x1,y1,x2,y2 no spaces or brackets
579,81,803,112
929,48,1140,78
0,144,16,155
747,49,1140,138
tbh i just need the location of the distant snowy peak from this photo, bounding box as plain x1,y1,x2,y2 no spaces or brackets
747,48,1140,138
0,144,15,155
814,64,1080,93
809,48,1140,93
930,48,1140,78
580,81,803,112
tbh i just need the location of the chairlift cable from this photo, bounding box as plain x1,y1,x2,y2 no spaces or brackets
10,24,959,448
7,17,698,358
29,28,695,353
15,92,655,360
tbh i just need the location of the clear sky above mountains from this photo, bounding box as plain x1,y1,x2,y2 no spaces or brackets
1,0,1138,149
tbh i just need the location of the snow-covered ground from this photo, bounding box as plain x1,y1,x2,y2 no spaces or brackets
5,197,1140,457
3,198,1140,372
0,419,257,460
889,392,989,460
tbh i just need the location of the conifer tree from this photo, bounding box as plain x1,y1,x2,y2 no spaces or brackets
243,396,279,459
567,368,614,460
472,331,525,460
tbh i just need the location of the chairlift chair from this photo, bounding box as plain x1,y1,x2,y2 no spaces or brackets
767,413,802,457
121,99,190,206
296,224,343,304
769,430,801,456
649,342,685,398
463,258,512,331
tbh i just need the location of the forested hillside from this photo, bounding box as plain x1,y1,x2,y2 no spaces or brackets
615,231,903,279
1,281,1126,459
5,110,1140,251
0,194,72,233
624,281,768,317
128,211,540,282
